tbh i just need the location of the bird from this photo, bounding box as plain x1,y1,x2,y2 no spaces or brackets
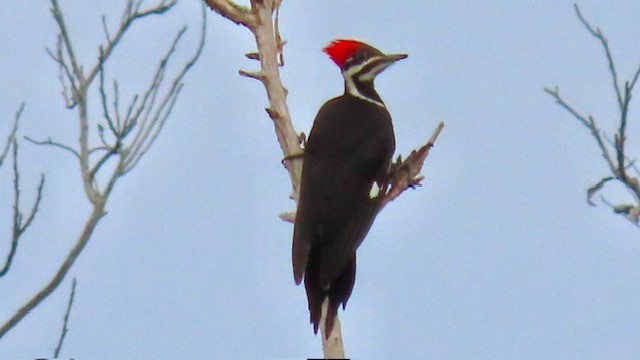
292,39,407,337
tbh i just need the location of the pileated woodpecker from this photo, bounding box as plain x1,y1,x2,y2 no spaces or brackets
292,39,407,336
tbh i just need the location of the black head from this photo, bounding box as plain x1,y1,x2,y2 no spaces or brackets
323,39,407,105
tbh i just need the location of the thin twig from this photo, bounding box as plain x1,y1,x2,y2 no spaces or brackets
46,34,79,107
123,6,206,174
123,26,187,170
574,4,623,109
544,87,617,173
84,0,178,88
629,66,640,92
101,15,111,42
98,50,118,137
113,80,123,133
53,278,78,358
0,103,24,168
586,176,614,206
90,54,122,179
24,136,81,160
602,129,640,178
51,0,84,89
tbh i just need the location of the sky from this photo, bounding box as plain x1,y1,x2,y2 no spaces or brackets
1,1,640,359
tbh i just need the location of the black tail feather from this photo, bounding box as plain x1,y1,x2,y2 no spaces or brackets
304,254,357,338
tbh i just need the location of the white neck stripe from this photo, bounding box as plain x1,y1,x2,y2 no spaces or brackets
342,57,385,107
343,74,384,107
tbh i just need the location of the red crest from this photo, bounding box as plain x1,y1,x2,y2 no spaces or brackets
322,39,365,67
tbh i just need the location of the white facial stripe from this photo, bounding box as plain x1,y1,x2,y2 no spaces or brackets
357,62,389,82
342,56,385,107
343,56,380,78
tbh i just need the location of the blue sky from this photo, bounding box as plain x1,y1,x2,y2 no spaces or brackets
1,1,640,358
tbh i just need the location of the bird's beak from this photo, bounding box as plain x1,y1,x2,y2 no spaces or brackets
355,53,408,81
383,53,408,63
370,53,408,76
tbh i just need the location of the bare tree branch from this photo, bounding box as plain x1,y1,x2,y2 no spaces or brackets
206,0,303,202
0,204,104,339
202,0,254,27
0,0,205,339
53,278,77,358
545,4,640,224
380,122,445,211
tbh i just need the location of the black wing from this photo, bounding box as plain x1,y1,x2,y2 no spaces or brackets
292,96,394,286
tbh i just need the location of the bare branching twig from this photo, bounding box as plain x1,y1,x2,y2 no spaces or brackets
545,4,640,225
380,122,445,211
0,0,205,339
1,105,46,279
